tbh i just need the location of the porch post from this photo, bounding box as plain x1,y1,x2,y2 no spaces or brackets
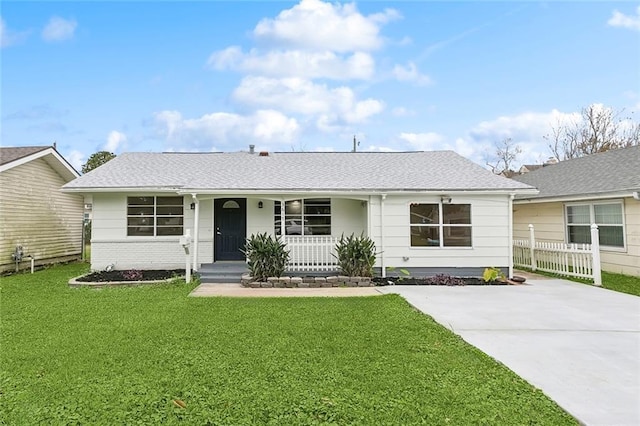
192,194,200,271
528,224,536,271
380,193,386,278
280,198,285,237
590,224,602,286
508,194,514,279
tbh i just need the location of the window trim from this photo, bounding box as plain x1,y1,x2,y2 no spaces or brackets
564,200,626,252
409,202,473,249
274,198,332,236
127,196,184,237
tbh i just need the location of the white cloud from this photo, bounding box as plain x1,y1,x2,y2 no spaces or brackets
208,47,374,80
391,107,416,117
66,150,86,172
1,16,29,48
253,0,399,52
153,109,300,150
232,76,384,128
392,62,432,86
42,16,77,42
398,132,445,150
103,131,127,153
608,6,640,31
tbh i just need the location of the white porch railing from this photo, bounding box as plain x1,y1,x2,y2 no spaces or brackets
284,236,339,272
513,224,602,285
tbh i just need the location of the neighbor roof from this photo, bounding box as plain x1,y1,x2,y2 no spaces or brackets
0,145,79,181
513,145,640,200
0,146,49,166
63,151,534,193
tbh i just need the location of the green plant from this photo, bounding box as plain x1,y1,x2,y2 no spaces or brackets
386,266,411,282
334,233,376,277
242,233,290,281
483,267,505,283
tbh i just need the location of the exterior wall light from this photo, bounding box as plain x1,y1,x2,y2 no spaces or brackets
440,196,452,204
258,201,263,209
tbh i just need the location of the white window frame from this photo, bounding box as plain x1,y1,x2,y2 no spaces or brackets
274,198,331,236
127,196,184,237
564,200,626,251
409,202,473,249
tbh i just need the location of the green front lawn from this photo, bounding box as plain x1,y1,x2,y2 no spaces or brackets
601,271,640,296
1,263,576,425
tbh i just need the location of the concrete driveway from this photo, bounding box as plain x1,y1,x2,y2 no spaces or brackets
379,278,640,426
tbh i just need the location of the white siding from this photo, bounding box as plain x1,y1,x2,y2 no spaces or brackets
89,193,512,272
513,198,640,276
0,158,83,273
369,194,511,269
331,198,367,237
91,193,214,270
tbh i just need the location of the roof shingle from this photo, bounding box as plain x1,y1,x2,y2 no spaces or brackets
513,146,640,199
0,146,49,166
63,151,534,192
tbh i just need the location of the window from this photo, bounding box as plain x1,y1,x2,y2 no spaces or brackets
127,196,184,236
566,202,624,248
410,203,472,247
274,198,331,236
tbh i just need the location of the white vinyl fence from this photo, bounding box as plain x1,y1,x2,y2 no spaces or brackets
513,224,602,285
284,236,339,272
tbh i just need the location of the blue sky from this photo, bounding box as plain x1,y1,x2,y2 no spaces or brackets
2,1,639,171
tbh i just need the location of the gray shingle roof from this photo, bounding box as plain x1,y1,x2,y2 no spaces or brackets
513,146,640,200
63,151,534,192
0,146,49,166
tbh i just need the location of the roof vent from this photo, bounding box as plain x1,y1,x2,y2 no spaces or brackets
249,144,255,154
259,151,269,157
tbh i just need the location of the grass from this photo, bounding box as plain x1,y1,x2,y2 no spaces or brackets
601,271,640,296
517,268,640,297
0,263,577,425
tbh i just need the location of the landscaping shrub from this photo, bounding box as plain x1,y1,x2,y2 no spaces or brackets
334,233,376,277
425,274,465,286
243,233,290,281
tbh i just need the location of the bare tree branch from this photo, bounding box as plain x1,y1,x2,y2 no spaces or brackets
545,105,639,160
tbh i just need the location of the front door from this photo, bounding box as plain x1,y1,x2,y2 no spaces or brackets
214,198,246,261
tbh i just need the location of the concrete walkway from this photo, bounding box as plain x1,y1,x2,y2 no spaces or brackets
190,283,382,298
378,279,640,426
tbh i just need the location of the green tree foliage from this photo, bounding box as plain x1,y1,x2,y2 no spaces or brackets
82,151,116,174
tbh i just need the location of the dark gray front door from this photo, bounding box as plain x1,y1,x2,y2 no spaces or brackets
214,198,246,261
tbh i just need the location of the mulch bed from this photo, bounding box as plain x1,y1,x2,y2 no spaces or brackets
76,269,185,282
373,276,508,286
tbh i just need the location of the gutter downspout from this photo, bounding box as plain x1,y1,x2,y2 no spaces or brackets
508,193,514,279
380,193,386,278
192,194,200,271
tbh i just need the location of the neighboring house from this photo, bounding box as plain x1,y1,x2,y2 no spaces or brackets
62,150,535,277
0,146,84,273
512,146,640,276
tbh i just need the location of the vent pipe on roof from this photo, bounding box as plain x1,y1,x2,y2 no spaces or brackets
249,144,255,154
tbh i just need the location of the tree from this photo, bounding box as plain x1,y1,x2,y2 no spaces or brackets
545,104,640,161
82,151,116,174
486,138,522,176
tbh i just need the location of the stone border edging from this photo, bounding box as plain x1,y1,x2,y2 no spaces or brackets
241,274,373,288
